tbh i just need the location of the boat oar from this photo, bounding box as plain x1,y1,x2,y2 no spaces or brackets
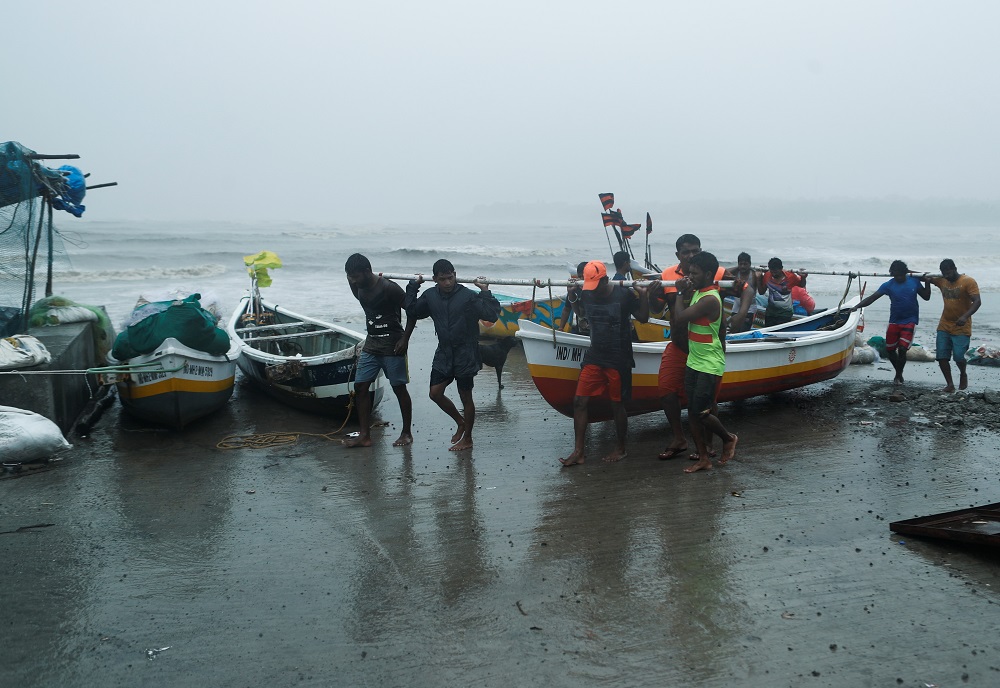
377,272,735,289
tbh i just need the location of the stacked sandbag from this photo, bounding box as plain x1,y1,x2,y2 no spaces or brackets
851,332,879,365
0,335,51,369
0,406,71,462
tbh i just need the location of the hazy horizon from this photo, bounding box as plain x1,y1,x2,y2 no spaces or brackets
7,2,1000,224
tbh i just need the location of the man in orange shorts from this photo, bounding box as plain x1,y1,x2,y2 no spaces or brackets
559,260,649,467
649,234,726,461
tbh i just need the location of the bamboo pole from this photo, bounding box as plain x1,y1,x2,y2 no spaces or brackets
377,272,735,289
754,267,940,278
26,153,80,160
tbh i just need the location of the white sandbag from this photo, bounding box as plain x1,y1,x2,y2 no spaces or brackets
0,406,71,461
36,305,98,325
0,335,52,370
906,346,937,362
851,345,878,365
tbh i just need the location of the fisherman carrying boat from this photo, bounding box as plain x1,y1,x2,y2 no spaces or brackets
757,257,807,327
558,260,650,467
649,234,725,461
850,260,931,385
404,259,501,451
670,252,739,473
723,251,758,333
344,253,414,448
928,259,981,392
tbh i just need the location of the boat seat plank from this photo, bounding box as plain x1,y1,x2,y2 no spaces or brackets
242,329,345,343
234,321,306,333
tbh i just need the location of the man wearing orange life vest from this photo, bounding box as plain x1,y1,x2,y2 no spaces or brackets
648,234,726,461
669,251,738,473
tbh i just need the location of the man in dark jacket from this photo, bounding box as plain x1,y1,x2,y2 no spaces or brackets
405,259,501,451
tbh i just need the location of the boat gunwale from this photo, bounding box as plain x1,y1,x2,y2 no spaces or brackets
516,296,862,355
107,336,242,366
226,296,366,366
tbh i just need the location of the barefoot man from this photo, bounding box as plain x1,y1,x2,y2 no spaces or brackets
670,252,738,473
344,253,414,448
559,260,649,467
929,259,981,392
404,259,500,451
647,233,725,462
851,260,931,385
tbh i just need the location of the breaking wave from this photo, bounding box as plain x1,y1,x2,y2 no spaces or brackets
384,245,570,259
53,264,228,283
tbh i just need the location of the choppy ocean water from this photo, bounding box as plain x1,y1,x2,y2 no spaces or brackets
51,218,1000,345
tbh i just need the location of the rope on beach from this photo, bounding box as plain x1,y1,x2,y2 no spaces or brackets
216,429,347,450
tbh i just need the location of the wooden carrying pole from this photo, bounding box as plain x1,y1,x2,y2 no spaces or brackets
754,267,939,278
377,272,735,289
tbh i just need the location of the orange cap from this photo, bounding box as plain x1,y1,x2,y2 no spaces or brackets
582,261,607,290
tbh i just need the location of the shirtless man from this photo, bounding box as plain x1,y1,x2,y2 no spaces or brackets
344,253,414,447
725,251,758,333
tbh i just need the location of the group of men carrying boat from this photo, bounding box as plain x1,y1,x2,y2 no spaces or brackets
342,241,982,470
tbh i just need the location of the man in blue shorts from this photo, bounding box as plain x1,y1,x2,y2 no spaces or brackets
851,260,931,385
344,253,414,448
929,259,981,392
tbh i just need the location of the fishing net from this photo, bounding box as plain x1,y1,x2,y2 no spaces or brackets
0,142,79,336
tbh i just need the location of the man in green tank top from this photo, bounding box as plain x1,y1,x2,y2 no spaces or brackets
670,252,738,473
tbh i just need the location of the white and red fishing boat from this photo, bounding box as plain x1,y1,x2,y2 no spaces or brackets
516,297,862,421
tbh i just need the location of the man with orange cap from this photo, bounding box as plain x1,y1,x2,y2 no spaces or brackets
559,260,649,467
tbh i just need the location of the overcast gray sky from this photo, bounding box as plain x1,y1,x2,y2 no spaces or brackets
7,1,1000,223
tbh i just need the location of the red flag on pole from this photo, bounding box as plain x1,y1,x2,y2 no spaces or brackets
620,223,641,239
645,212,653,235
609,208,624,226
601,213,616,227
599,193,614,211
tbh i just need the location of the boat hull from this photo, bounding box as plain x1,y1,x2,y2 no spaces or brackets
109,338,239,429
479,294,567,338
227,297,386,416
517,301,860,422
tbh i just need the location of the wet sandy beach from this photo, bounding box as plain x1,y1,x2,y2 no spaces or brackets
3,337,1000,688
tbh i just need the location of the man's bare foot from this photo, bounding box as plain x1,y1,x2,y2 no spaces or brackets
941,385,956,393
559,450,584,467
893,375,904,385
602,449,627,463
658,445,688,460
684,459,713,473
449,436,473,451
343,436,372,448
689,450,717,460
450,424,466,444
719,434,738,464
959,373,969,390
392,432,413,446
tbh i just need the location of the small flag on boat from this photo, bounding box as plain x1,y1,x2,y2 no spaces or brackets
620,223,641,239
601,213,617,227
646,212,653,235
599,193,614,211
609,208,624,226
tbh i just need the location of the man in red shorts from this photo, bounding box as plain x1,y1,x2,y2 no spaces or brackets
559,260,649,466
851,260,931,385
649,234,726,461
